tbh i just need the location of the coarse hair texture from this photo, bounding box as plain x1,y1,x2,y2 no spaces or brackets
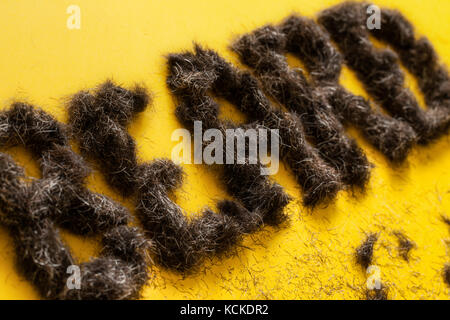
369,5,450,113
168,44,341,207
167,45,293,214
393,231,414,262
61,225,150,300
0,102,68,156
365,284,388,300
232,25,372,188
318,2,450,144
444,264,450,287
0,154,149,300
135,159,264,272
68,80,276,272
355,233,378,269
210,48,343,206
0,103,129,235
0,154,75,298
442,215,450,226
278,14,417,162
68,80,151,197
0,104,150,299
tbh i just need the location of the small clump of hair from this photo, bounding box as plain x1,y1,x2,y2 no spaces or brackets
356,233,378,269
443,264,450,287
68,80,151,197
441,215,450,227
394,231,414,262
365,284,388,300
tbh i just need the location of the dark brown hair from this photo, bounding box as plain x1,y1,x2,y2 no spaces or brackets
0,103,149,299
278,14,417,162
168,45,341,206
318,2,450,144
232,26,371,188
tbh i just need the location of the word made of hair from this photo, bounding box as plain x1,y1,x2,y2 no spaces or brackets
168,45,341,207
318,2,450,144
0,103,150,299
167,47,294,214
135,159,264,272
68,81,272,273
68,80,151,197
277,14,417,162
232,26,371,188
369,5,450,114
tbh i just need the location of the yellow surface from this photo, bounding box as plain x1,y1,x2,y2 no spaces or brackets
0,0,449,300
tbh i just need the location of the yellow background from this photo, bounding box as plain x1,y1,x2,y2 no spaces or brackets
0,0,449,300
